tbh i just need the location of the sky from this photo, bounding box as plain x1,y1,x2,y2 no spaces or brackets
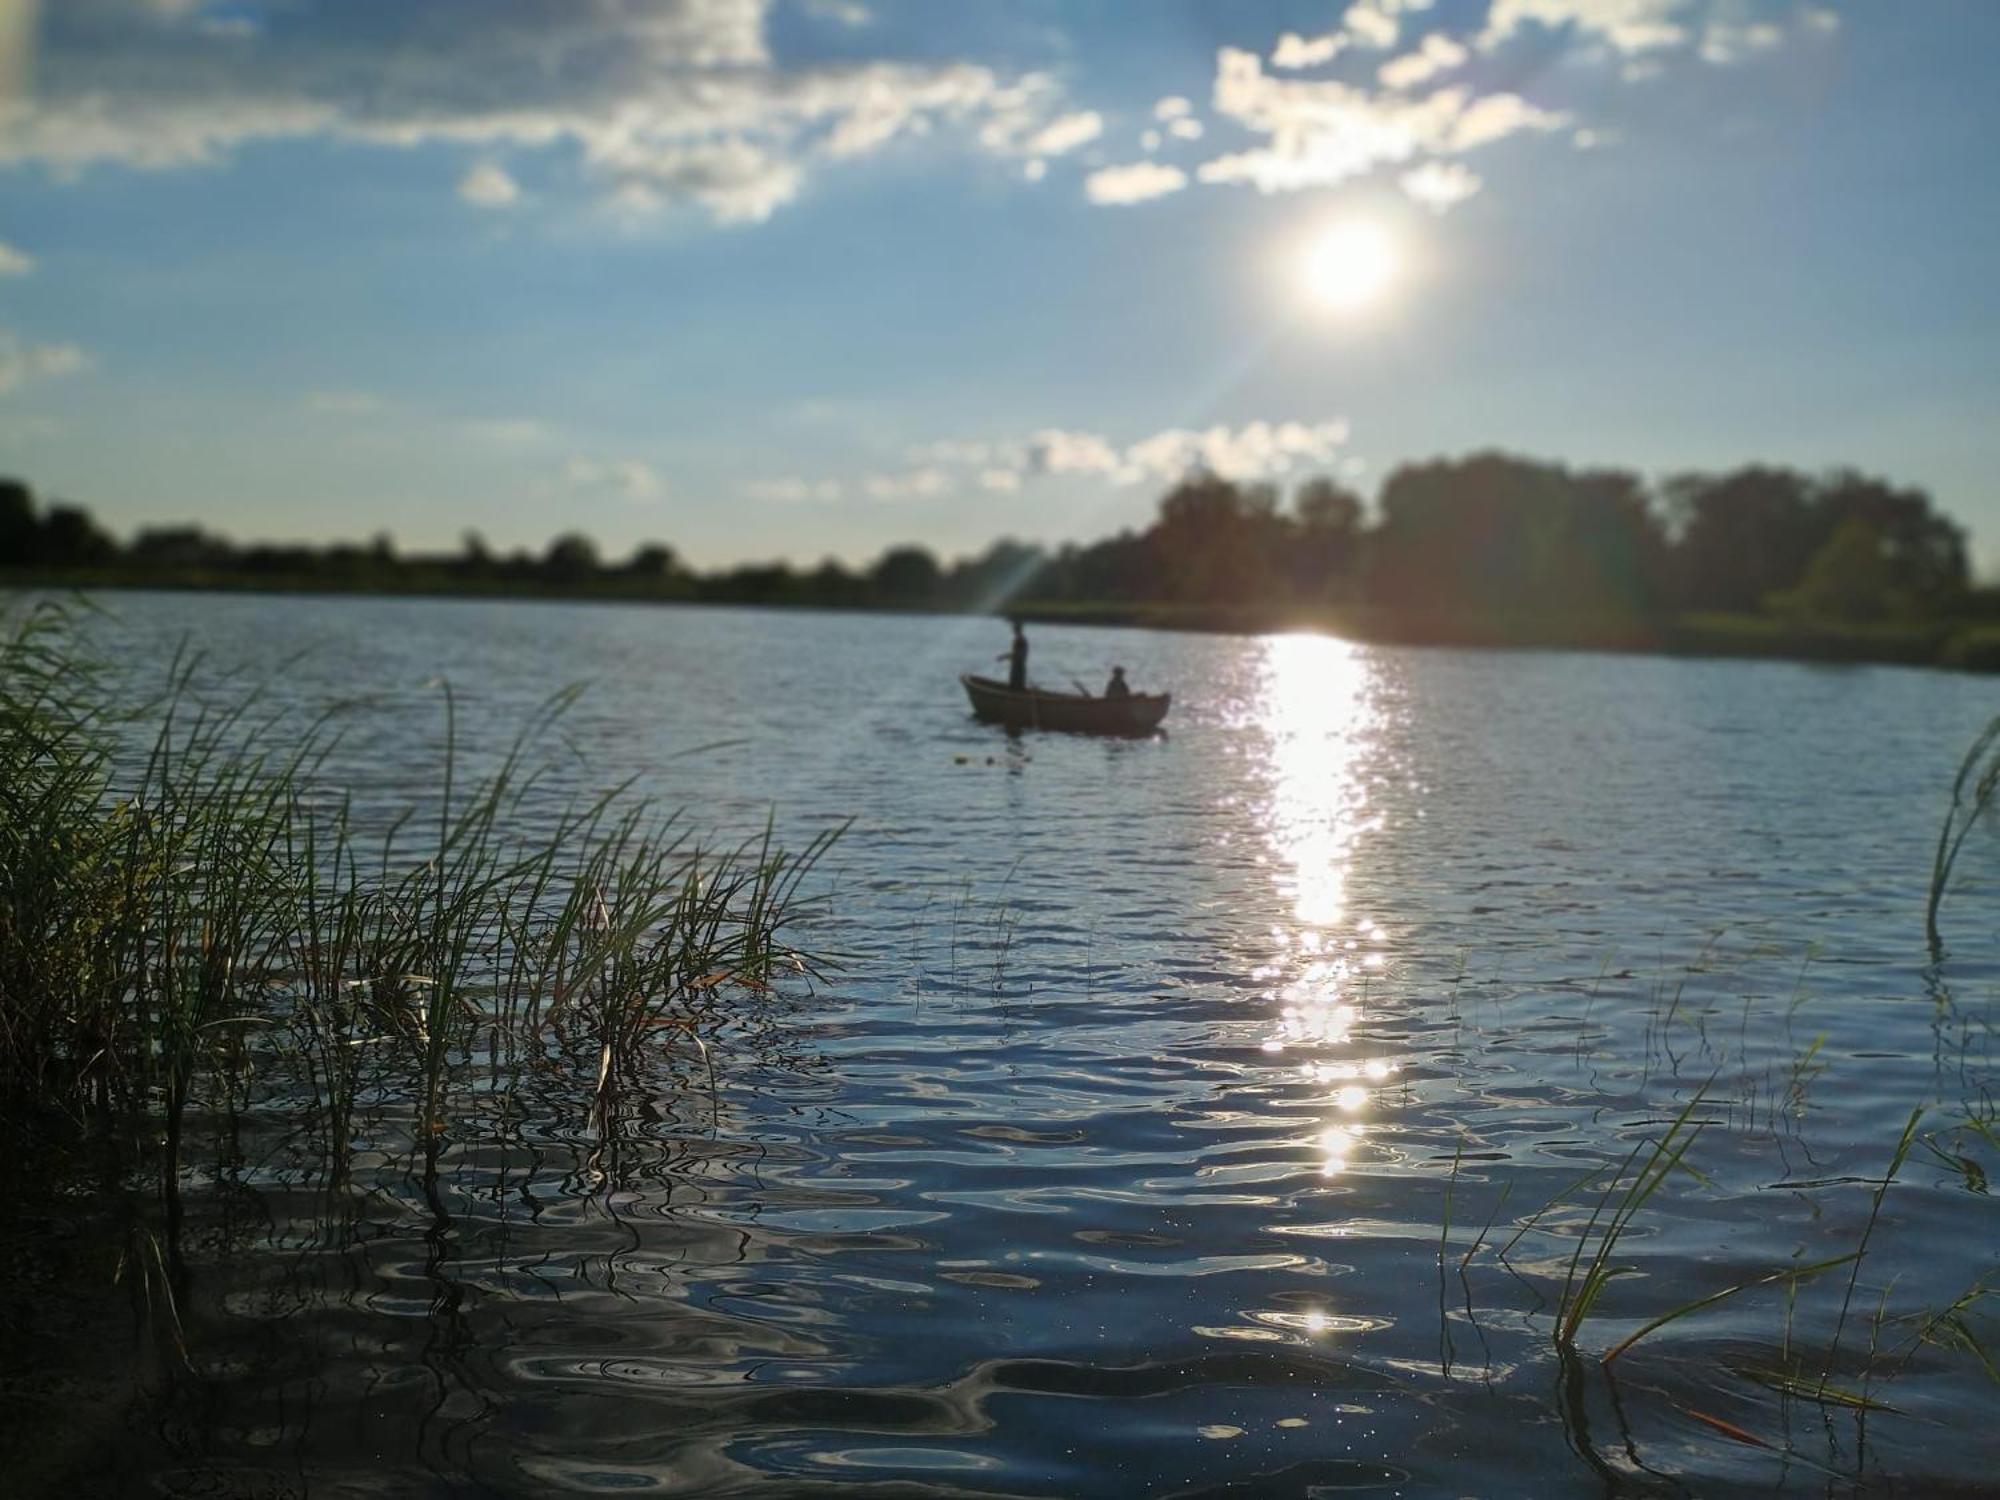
0,0,1996,571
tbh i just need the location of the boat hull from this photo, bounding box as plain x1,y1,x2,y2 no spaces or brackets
960,674,1170,737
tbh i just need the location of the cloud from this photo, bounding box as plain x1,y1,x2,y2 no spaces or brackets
1480,0,1691,55
1022,418,1352,486
1025,110,1102,158
0,238,31,274
743,476,844,502
1026,429,1120,476
1196,48,1565,197
1400,159,1482,211
0,329,89,394
764,417,1355,506
1272,32,1346,70
1378,32,1469,90
566,456,664,502
1,0,1077,225
1479,0,1821,61
1341,1,1402,51
1153,96,1193,121
457,161,519,207
305,389,383,415
864,466,950,500
1084,160,1187,205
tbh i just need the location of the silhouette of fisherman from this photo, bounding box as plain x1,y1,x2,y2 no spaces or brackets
998,619,1029,691
1104,665,1131,699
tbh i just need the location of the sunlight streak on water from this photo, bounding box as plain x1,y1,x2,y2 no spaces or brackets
1251,635,1391,1184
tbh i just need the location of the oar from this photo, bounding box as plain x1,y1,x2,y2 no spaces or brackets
1070,677,1095,698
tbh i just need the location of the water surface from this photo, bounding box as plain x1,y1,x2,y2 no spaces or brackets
18,593,1999,1497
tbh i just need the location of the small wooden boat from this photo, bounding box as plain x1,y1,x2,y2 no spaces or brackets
960,674,1170,737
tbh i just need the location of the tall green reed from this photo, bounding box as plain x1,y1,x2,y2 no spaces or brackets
0,600,835,1193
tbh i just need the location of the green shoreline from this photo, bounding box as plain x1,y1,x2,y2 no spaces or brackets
7,568,2000,673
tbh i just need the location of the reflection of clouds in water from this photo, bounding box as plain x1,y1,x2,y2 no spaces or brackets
1250,635,1394,1186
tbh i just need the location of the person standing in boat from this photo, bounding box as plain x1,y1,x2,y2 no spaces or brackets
1104,665,1131,699
999,619,1029,691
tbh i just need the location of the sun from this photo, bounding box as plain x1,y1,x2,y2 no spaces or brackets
1300,218,1400,313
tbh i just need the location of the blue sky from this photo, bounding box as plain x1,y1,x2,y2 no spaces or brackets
1,0,1995,570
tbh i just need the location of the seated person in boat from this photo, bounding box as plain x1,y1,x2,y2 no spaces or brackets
1104,666,1131,699
998,620,1028,691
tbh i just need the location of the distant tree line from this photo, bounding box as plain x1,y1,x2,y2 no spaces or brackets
0,455,1974,628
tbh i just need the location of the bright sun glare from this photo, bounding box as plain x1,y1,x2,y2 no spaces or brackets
1301,219,1399,313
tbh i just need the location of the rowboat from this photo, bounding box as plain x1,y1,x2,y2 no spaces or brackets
959,674,1170,737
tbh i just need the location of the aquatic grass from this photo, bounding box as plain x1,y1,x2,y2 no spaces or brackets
1926,714,2000,951
1599,1252,1860,1366
1820,1106,1923,1389
1554,1085,1714,1352
0,600,836,1200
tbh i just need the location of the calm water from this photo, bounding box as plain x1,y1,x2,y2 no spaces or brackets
18,593,2000,1497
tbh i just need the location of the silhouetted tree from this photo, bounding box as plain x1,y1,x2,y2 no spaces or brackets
626,543,680,579
460,530,494,576
808,558,862,604
543,533,599,584
1152,472,1285,604
1814,470,1966,606
0,479,37,565
131,526,234,570
1664,467,1818,613
1290,476,1363,600
1771,518,1904,622
39,504,116,567
1371,452,1663,617
870,545,941,602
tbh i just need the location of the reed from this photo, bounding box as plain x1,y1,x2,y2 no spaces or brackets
0,601,835,1190
1926,713,2000,951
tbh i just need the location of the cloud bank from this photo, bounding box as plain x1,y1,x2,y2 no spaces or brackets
2,0,1087,223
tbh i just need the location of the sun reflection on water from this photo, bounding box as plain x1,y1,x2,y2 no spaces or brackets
1252,634,1392,1186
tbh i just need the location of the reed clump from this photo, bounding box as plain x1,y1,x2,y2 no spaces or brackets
0,601,835,1190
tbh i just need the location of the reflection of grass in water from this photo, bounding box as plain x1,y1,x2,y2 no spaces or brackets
0,600,835,1214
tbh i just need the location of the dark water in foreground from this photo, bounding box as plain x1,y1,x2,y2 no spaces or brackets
12,593,2000,1498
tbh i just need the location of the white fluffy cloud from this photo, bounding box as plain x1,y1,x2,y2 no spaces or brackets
1273,0,1436,68
765,417,1353,509
1478,0,1827,61
0,329,89,394
1400,159,1482,211
1025,110,1102,157
1271,32,1346,70
566,456,665,502
1378,32,1469,90
1016,419,1351,487
1,0,1081,224
1480,0,1691,54
457,161,519,208
0,238,32,274
1084,160,1187,205
1196,47,1565,197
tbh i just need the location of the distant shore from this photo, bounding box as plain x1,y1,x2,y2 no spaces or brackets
8,569,2000,674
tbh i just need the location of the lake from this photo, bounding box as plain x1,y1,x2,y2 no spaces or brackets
14,591,1999,1498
